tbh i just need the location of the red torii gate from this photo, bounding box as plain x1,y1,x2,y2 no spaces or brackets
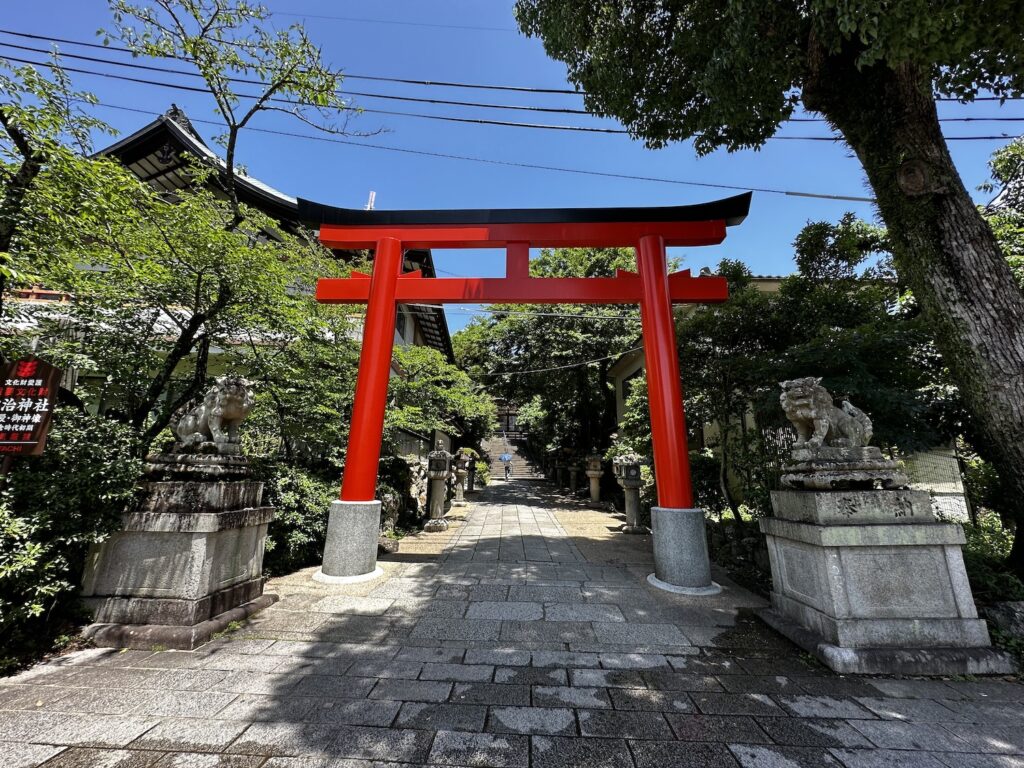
299,193,751,592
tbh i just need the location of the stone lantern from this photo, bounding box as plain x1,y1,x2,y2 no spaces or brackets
452,452,471,507
425,441,453,531
585,454,604,503
568,461,580,493
614,453,646,534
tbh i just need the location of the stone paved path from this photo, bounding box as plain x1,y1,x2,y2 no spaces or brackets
3,480,1023,768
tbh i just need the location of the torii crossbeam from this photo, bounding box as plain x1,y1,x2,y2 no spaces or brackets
299,192,751,593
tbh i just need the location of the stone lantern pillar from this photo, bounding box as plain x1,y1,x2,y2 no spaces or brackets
568,462,580,493
614,453,647,534
585,454,604,503
425,441,452,532
466,457,477,493
452,453,470,507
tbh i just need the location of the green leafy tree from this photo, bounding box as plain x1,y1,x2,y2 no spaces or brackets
0,57,112,309
515,0,1024,574
386,344,498,449
455,247,641,456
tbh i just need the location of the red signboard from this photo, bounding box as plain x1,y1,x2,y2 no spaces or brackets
0,357,61,456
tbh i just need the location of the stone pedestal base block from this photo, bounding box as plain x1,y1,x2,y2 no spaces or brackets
423,518,449,532
317,499,383,581
81,499,276,651
649,507,721,596
759,489,1015,675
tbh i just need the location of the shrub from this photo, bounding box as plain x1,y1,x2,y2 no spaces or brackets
0,408,141,672
475,460,490,487
254,461,336,576
962,510,1024,604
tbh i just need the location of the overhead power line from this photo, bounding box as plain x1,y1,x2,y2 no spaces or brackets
472,346,644,377
270,10,518,34
0,52,632,134
0,28,584,95
6,50,1019,143
85,99,880,203
0,39,595,117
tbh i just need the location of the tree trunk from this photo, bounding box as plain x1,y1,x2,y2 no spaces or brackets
805,51,1024,575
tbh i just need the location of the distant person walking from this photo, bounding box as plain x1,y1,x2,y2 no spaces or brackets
499,452,513,481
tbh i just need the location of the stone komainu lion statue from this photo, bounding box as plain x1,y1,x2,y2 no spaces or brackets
779,377,872,449
173,375,254,448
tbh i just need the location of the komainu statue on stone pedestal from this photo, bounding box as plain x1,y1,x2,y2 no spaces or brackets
778,377,908,491
173,375,255,455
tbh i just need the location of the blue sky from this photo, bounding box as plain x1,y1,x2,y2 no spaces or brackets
3,1,1020,333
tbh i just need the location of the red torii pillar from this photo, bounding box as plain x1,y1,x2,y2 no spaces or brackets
300,194,751,593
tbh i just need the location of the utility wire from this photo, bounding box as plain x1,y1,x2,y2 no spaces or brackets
472,347,644,377
0,28,583,95
9,52,1018,143
0,52,632,134
4,37,1023,127
270,10,518,34
0,40,595,116
7,28,1021,104
407,303,640,321
85,100,880,203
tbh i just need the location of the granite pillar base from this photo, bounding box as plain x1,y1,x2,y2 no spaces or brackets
649,507,721,596
316,499,383,581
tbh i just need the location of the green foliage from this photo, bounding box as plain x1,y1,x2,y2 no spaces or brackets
253,460,335,575
962,510,1024,604
387,345,497,449
984,138,1024,290
454,247,640,457
475,461,491,487
615,215,950,521
515,1,1024,154
0,408,141,671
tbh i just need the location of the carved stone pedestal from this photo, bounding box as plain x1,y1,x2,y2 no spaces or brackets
759,489,1015,675
82,452,276,650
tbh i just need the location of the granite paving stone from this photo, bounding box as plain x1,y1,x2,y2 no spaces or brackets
728,743,845,767
428,730,530,767
500,620,597,643
531,735,634,768
755,716,874,748
576,708,675,739
0,742,66,768
641,670,724,692
543,603,625,622
7,479,1022,768
395,701,488,732
530,651,601,668
368,679,452,702
493,666,567,686
451,682,531,706
599,653,668,669
848,721,973,752
487,705,576,735
288,674,376,699
855,697,967,722
303,698,401,726
666,713,772,743
532,685,613,709
691,692,787,716
630,740,740,768
569,668,647,689
466,602,544,621
775,694,877,719
829,748,952,767
410,618,502,641
420,662,494,682
465,649,532,667
607,687,695,712
131,717,250,752
325,724,434,763
33,746,163,767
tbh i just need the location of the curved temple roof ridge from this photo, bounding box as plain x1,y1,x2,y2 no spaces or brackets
297,191,752,229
